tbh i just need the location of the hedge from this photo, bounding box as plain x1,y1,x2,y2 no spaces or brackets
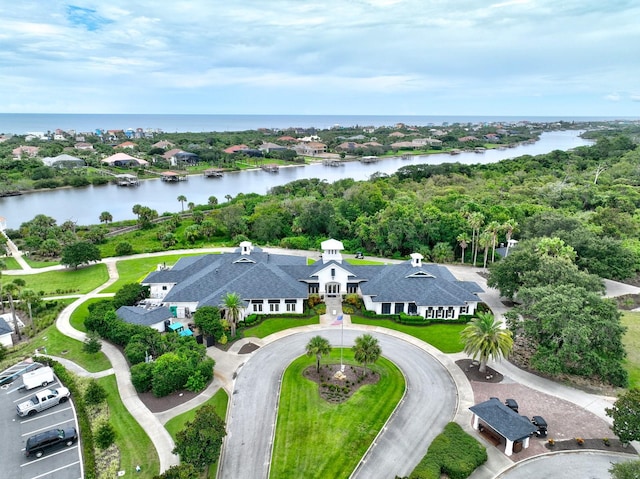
34,356,96,479
408,422,487,479
360,310,470,325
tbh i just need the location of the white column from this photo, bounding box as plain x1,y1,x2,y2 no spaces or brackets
505,438,514,456
523,437,530,449
472,414,479,430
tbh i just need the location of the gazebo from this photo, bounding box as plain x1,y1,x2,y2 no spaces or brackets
469,398,538,456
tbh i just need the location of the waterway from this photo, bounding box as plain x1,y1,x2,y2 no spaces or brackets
0,130,592,229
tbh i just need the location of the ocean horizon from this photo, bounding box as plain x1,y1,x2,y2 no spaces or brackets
0,113,636,135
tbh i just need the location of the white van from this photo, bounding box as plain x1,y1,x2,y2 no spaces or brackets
22,367,55,390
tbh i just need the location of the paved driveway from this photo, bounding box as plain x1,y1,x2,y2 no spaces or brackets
219,329,457,479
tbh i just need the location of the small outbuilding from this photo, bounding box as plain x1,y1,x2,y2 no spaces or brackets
116,306,174,333
469,398,538,456
0,316,14,347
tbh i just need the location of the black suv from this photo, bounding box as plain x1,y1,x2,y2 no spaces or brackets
25,427,78,458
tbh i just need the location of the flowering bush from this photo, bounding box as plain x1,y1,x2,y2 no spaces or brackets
575,437,585,445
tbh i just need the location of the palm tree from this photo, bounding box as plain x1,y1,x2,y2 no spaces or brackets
132,204,142,219
20,288,41,323
503,219,518,256
478,230,492,269
305,336,332,373
208,196,218,206
187,202,195,212
225,194,233,203
456,233,471,264
177,195,187,213
222,292,243,339
460,312,513,373
99,211,113,224
467,212,485,267
0,258,6,313
487,221,501,263
352,333,381,377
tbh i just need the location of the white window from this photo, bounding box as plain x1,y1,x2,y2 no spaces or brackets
269,303,280,312
253,303,263,312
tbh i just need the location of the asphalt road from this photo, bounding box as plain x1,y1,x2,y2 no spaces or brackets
219,329,457,479
496,451,636,479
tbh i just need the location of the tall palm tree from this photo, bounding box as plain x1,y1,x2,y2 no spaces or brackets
305,336,332,373
456,233,471,264
467,212,485,267
222,292,243,339
478,230,493,269
0,258,5,313
177,195,187,213
503,219,518,256
460,312,513,373
352,333,381,377
20,288,41,324
487,221,502,263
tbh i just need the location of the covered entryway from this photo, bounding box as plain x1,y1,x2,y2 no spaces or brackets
469,398,537,456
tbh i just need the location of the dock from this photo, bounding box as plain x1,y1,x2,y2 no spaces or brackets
203,168,224,178
322,159,344,167
161,171,188,182
114,174,139,186
261,164,279,173
360,155,379,163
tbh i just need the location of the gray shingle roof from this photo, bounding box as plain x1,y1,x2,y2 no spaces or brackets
0,318,12,335
469,398,537,441
116,306,173,326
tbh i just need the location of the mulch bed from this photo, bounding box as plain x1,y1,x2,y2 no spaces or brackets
456,359,504,384
138,388,201,413
545,438,637,455
238,342,260,354
304,363,379,403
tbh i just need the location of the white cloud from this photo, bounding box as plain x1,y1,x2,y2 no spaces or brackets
0,0,638,116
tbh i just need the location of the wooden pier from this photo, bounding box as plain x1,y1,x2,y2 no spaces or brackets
322,159,344,167
203,168,224,178
261,164,280,173
161,171,188,182
360,155,379,163
114,174,139,186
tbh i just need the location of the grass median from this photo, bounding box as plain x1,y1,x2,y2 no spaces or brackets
270,349,405,479
7,263,109,295
621,311,640,388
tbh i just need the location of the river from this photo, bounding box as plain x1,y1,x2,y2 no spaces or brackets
0,130,592,229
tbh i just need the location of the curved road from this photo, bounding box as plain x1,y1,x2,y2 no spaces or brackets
219,328,458,479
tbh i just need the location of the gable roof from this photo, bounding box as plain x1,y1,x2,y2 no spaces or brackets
116,306,173,326
470,398,537,441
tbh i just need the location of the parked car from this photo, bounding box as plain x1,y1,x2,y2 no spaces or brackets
355,252,364,259
21,366,54,390
25,427,78,458
16,387,71,417
531,416,548,437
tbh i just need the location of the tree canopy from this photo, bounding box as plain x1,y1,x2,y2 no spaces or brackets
60,241,101,269
172,404,226,471
606,389,640,444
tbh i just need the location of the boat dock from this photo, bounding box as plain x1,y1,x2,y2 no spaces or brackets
261,164,280,173
114,174,139,186
203,168,224,178
161,171,188,182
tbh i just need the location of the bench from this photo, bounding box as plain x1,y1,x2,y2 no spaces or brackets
478,424,502,446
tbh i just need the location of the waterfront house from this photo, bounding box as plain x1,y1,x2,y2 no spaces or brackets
141,239,483,321
41,154,85,168
12,146,40,159
101,152,149,167
163,149,199,166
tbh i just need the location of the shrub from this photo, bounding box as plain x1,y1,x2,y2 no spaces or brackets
95,421,116,449
185,370,207,392
84,379,108,406
83,330,102,354
410,422,486,479
131,362,154,393
115,241,134,256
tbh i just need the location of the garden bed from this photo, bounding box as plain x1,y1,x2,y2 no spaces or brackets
303,363,379,403
545,438,636,454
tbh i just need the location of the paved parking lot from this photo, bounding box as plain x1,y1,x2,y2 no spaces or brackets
0,366,82,479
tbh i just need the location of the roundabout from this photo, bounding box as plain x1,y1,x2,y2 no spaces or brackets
218,327,462,479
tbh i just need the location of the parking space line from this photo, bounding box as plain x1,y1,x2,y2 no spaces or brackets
20,406,73,423
20,446,79,467
26,460,80,478
7,381,61,397
21,418,75,437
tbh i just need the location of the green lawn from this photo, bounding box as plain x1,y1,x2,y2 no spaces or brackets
164,389,229,479
621,311,640,388
1,256,22,270
8,263,109,296
270,350,405,479
7,325,111,372
243,316,319,339
101,253,208,293
350,316,466,353
98,375,159,479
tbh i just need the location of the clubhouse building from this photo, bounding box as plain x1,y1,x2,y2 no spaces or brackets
137,239,483,322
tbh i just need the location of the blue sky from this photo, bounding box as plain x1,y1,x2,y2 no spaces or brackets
1,1,639,116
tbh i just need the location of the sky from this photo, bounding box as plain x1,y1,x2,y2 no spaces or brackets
1,1,639,116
